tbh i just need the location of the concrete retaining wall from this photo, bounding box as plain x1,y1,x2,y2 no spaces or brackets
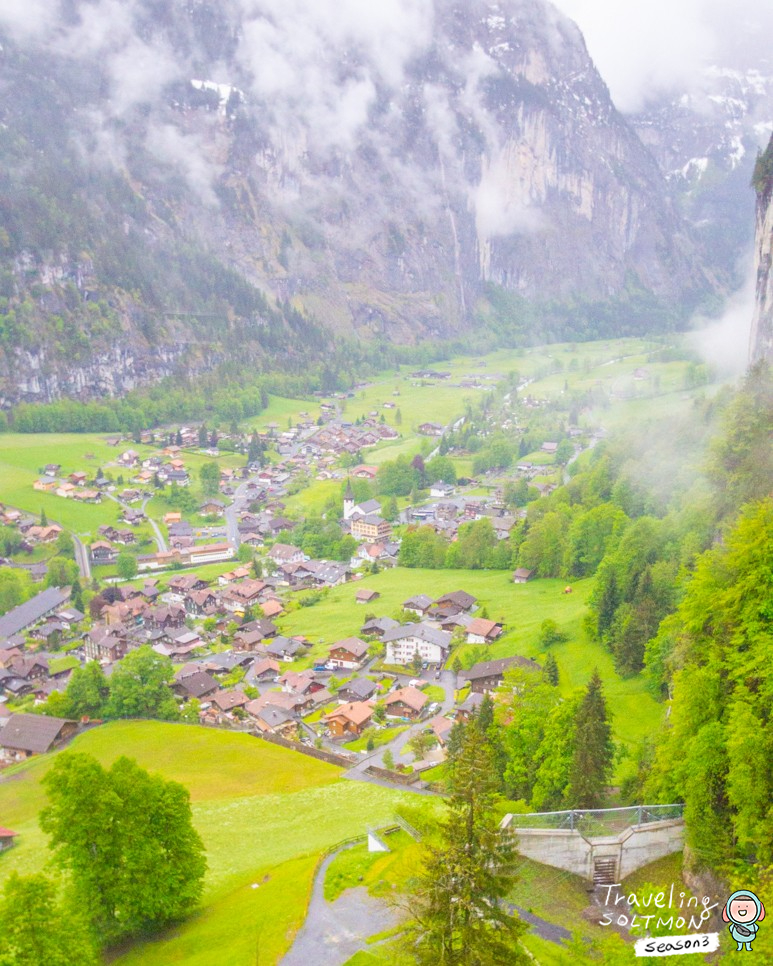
508,819,684,882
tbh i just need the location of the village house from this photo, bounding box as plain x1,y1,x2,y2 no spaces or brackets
403,594,434,617
383,623,451,666
384,685,428,719
269,543,306,566
90,540,116,564
512,568,535,584
360,616,399,638
200,499,226,516
0,828,17,852
247,658,281,683
355,588,380,604
430,481,455,498
248,704,297,737
221,579,266,614
0,714,77,762
456,691,485,722
351,514,392,542
324,700,374,738
84,628,130,664
435,590,477,613
338,677,378,703
210,690,249,715
328,637,369,670
459,655,541,693
465,618,504,644
173,670,219,701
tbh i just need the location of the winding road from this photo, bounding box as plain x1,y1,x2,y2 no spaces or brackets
279,842,403,966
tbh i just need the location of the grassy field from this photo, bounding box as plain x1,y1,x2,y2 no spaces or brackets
280,569,664,762
0,721,420,966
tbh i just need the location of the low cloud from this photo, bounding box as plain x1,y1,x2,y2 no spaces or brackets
552,0,773,113
688,263,756,376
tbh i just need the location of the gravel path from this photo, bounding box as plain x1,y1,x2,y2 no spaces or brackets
279,844,402,966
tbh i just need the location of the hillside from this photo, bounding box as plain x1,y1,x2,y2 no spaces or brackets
0,721,415,965
0,0,721,404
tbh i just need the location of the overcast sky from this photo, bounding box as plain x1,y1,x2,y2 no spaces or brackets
553,0,773,112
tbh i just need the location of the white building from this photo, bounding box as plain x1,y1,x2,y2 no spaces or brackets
382,623,451,666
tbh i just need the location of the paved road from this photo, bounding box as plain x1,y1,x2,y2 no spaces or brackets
141,498,168,552
279,843,403,966
72,534,91,580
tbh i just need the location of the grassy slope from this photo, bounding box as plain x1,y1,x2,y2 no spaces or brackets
280,569,663,758
0,721,417,966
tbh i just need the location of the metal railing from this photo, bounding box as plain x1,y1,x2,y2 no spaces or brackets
504,804,684,836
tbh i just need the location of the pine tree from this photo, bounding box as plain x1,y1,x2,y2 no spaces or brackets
568,669,614,808
596,568,619,638
543,652,559,686
402,720,527,965
40,508,48,527
198,424,208,447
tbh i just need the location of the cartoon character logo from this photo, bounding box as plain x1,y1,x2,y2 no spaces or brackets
722,890,765,952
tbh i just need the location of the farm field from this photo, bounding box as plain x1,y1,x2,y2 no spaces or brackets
0,721,418,966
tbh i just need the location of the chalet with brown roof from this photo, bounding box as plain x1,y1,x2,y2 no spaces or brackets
435,590,477,612
185,589,219,617
428,714,454,745
249,658,281,682
210,690,249,714
512,568,534,584
384,685,428,719
355,588,380,604
221,579,266,613
465,618,504,644
0,713,77,761
261,599,284,619
460,655,541,694
324,700,374,738
173,670,219,700
328,637,369,670
248,704,297,737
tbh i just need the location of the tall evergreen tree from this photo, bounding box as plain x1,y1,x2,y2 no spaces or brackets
402,720,527,965
568,669,614,808
543,652,559,686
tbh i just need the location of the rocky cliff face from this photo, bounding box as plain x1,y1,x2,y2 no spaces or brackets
750,136,773,363
0,0,724,402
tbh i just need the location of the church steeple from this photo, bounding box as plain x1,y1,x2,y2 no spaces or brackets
343,477,355,520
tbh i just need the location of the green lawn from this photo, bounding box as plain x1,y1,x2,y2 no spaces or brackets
0,720,422,966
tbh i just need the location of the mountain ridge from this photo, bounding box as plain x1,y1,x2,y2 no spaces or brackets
0,0,727,403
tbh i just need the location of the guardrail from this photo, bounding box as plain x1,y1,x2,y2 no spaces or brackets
504,804,684,836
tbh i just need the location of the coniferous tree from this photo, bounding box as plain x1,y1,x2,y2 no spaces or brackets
543,652,559,686
568,669,614,808
402,718,527,965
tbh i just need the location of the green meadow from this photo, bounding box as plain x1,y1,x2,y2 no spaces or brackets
0,721,417,966
280,569,664,760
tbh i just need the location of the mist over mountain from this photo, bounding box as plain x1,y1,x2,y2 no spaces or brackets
0,0,758,403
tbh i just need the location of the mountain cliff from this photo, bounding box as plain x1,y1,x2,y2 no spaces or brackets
750,136,773,363
0,0,721,403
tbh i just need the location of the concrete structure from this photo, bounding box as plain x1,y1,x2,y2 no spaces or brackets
501,806,685,884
